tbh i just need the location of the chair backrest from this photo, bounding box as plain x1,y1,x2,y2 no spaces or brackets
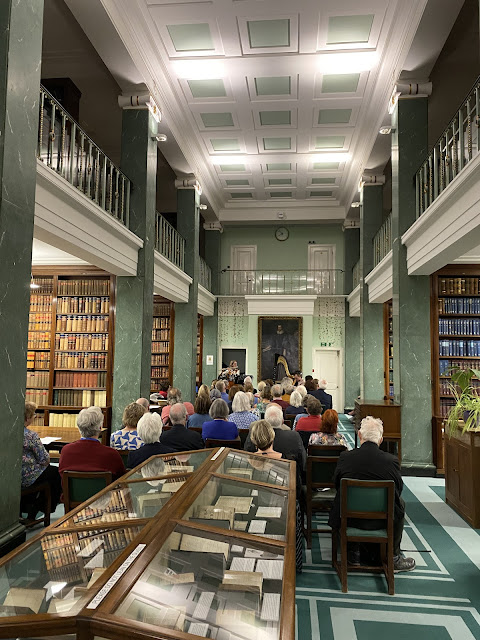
297,430,311,450
306,455,341,489
162,425,172,432
62,470,113,512
340,478,394,522
205,437,242,450
189,426,203,435
285,414,297,423
308,444,347,457
283,418,292,429
117,450,129,466
238,428,250,447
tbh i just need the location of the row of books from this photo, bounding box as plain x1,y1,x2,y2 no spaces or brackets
153,317,170,329
28,313,51,331
56,315,109,332
439,340,480,356
26,371,49,388
55,334,108,352
31,414,45,426
54,352,107,369
26,389,48,405
57,279,109,295
57,297,109,314
29,295,52,313
439,277,480,294
151,366,170,379
438,318,480,335
152,354,169,366
153,303,171,315
31,277,53,294
49,412,81,427
53,389,107,407
27,351,50,370
152,342,170,354
439,379,480,395
27,332,50,349
439,358,480,374
152,329,170,341
438,297,480,314
55,371,107,388
439,398,455,418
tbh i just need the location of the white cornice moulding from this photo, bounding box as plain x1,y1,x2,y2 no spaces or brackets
153,250,192,303
401,151,480,275
34,160,143,276
347,285,360,317
245,295,317,316
364,251,393,303
198,285,216,317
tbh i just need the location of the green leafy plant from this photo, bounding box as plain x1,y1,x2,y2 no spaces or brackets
445,367,480,435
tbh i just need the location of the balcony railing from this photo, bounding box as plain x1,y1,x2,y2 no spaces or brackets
38,86,131,227
155,213,185,271
373,212,392,267
416,75,480,217
218,269,344,296
199,258,212,291
352,261,360,289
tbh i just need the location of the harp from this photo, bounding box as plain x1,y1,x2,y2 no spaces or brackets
273,354,294,382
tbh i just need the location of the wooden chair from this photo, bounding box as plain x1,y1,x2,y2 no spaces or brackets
283,418,292,429
303,445,346,548
205,437,242,450
332,478,395,595
238,428,250,447
297,430,312,450
188,426,203,435
20,482,51,528
62,471,113,513
117,450,130,467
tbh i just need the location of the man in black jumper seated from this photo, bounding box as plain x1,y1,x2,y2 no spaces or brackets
159,403,204,452
328,416,415,572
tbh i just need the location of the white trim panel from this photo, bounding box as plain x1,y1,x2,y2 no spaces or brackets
402,152,480,275
198,284,216,317
364,250,393,303
34,160,143,276
245,295,317,316
347,285,360,317
153,250,192,303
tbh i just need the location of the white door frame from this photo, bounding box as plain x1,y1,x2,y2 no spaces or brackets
312,347,344,412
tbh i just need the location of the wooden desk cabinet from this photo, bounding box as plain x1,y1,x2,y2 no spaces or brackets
354,399,402,460
445,428,480,528
0,448,296,640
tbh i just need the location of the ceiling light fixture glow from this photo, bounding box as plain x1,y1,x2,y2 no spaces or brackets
311,153,349,163
351,201,361,208
317,51,378,74
172,59,226,80
210,155,247,165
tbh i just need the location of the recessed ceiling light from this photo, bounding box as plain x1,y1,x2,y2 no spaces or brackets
379,126,395,135
211,155,247,165
317,51,378,74
311,153,349,163
351,201,361,208
172,59,226,80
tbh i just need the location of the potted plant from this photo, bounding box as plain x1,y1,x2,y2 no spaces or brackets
445,367,480,435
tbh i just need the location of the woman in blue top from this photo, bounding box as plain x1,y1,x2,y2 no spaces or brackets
229,391,258,429
202,399,239,440
110,402,146,450
189,391,212,427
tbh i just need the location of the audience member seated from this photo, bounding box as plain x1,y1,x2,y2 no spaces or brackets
256,382,273,412
157,380,170,399
281,378,294,403
315,379,333,412
243,376,256,394
245,391,260,418
159,403,204,451
59,407,125,479
202,399,239,440
110,402,147,450
215,380,229,402
229,391,258,429
136,397,150,410
271,384,289,412
328,416,415,572
21,402,62,519
244,405,305,471
210,388,222,402
227,384,244,412
308,409,347,447
295,397,322,433
189,392,212,427
292,370,304,386
161,388,194,424
286,389,307,417
126,413,174,468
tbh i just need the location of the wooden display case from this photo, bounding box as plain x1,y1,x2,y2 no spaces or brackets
28,267,115,430
0,448,296,640
151,296,175,391
383,300,394,399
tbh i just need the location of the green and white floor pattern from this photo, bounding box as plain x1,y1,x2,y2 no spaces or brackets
296,416,480,640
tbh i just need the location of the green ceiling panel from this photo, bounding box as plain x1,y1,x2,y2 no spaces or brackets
188,79,227,98
231,192,253,199
247,19,290,48
268,178,292,185
263,137,291,150
269,191,293,198
321,73,360,93
255,76,291,96
310,190,334,197
327,15,374,44
259,110,291,126
312,177,336,184
219,164,246,172
226,179,250,186
266,163,291,171
211,138,240,151
167,23,214,51
313,162,340,170
318,108,352,125
200,112,234,128
315,136,345,149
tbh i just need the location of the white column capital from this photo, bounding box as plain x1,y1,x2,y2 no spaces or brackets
117,94,162,123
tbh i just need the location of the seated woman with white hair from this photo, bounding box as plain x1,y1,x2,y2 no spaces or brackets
229,391,259,429
127,412,175,468
285,389,307,417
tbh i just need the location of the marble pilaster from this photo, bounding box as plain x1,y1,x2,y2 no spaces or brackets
173,187,200,402
0,0,44,550
360,185,385,400
112,109,157,427
202,230,220,382
391,97,433,468
344,228,360,408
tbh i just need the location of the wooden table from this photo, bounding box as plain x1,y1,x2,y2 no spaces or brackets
30,426,108,448
354,399,402,460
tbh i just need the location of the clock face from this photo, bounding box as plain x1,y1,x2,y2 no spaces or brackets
275,227,289,241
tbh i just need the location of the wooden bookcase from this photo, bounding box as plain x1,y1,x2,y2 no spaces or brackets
383,300,394,399
150,296,175,392
431,265,480,473
28,268,115,430
197,314,203,388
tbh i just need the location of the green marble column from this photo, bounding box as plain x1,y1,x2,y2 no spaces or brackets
360,185,385,400
202,230,221,382
0,0,44,552
112,109,157,427
173,187,200,402
344,228,360,408
391,97,433,470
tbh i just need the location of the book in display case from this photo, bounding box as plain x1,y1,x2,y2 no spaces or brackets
0,447,296,640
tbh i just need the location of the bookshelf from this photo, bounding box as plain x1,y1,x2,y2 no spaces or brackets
383,300,394,399
151,296,175,392
27,268,115,430
197,314,203,387
431,266,480,473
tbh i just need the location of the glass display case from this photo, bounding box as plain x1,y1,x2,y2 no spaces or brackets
0,447,296,640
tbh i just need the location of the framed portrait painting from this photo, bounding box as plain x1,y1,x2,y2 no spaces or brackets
258,317,302,381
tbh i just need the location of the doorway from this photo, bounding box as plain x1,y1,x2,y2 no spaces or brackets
312,348,343,411
231,245,257,295
221,348,247,375
308,244,336,294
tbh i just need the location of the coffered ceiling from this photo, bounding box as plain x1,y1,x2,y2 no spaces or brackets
68,0,432,222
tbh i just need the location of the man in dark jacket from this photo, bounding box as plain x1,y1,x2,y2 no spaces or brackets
308,379,333,412
328,415,415,572
160,403,204,452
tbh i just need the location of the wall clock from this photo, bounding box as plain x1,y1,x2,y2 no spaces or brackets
275,227,289,241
